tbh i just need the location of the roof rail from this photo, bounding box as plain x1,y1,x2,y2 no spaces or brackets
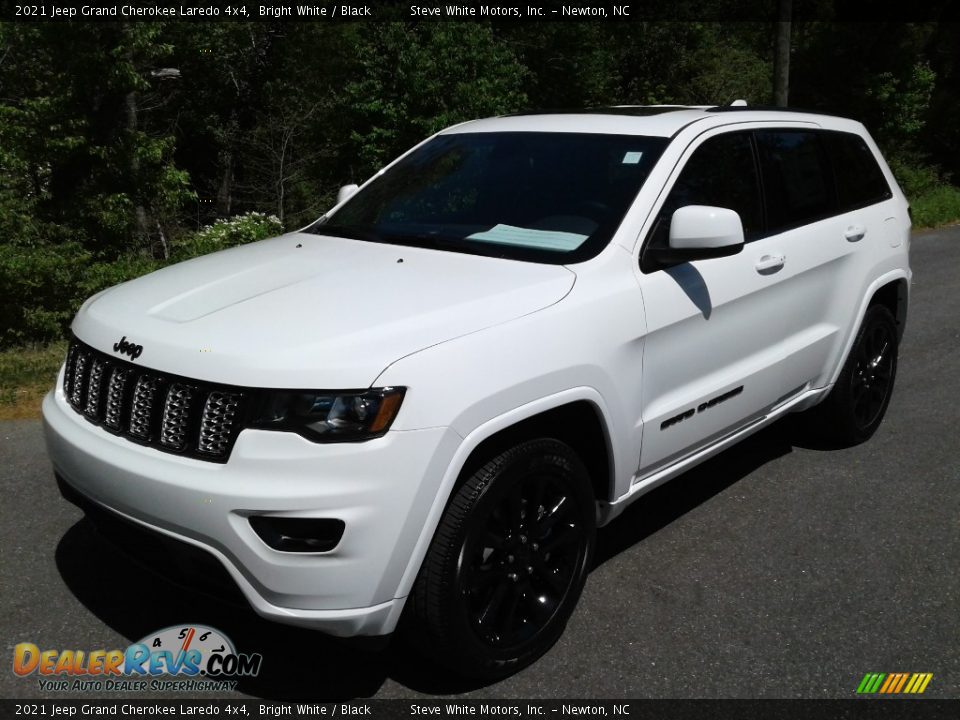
507,106,701,118
706,104,849,118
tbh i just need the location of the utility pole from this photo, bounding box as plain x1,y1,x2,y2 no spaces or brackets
773,0,792,106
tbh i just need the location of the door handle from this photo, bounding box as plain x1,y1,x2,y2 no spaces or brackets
755,254,785,275
844,225,866,242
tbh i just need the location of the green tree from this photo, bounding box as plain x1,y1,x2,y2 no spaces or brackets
341,23,528,178
0,23,192,258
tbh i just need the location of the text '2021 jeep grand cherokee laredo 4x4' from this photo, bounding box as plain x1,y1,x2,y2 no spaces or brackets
44,105,910,678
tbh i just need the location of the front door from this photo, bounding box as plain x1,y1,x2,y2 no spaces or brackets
635,127,830,478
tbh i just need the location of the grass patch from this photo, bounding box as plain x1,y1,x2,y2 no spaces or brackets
0,341,66,420
911,185,960,229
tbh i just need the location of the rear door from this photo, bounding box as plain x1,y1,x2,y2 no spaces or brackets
754,128,892,392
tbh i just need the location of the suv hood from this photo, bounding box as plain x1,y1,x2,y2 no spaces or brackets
72,232,576,388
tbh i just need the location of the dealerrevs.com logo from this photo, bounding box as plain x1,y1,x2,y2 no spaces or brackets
13,625,262,693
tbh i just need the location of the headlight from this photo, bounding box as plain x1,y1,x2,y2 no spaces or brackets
251,387,405,442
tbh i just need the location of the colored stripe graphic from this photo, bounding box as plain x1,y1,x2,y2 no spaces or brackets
879,674,896,693
893,673,909,693
857,672,932,694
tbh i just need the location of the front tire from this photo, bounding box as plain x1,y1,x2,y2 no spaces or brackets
405,438,595,679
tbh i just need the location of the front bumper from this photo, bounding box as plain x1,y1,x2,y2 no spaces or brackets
42,386,460,636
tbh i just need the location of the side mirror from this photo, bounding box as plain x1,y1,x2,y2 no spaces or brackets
337,184,359,205
645,205,744,268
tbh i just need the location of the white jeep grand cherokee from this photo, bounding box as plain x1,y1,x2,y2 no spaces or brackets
44,105,910,678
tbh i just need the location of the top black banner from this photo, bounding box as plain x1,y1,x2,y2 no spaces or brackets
4,0,960,22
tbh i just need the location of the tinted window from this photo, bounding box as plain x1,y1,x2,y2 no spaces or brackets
824,132,892,211
758,131,835,232
310,132,667,264
648,131,762,251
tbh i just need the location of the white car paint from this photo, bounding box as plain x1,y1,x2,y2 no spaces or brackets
43,106,911,636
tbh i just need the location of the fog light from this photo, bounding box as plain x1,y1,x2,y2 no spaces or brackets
249,516,345,553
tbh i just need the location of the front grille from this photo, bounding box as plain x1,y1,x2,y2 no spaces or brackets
62,339,246,462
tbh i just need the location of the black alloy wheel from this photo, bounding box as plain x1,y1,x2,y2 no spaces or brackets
460,468,587,649
405,438,595,679
803,304,899,445
850,315,896,430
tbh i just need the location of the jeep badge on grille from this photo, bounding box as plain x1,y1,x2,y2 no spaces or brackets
113,336,144,360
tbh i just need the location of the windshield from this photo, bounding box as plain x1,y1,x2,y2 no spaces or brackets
308,131,668,264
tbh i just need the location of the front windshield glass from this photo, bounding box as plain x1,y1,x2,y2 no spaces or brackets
309,131,668,263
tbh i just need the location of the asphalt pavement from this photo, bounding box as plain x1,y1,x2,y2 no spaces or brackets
2,227,958,700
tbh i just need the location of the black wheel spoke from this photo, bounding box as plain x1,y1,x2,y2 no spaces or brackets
536,562,567,595
507,484,524,533
852,378,869,402
482,528,508,551
501,588,521,632
469,565,501,591
477,582,509,630
874,340,889,365
542,522,579,554
530,476,547,523
537,496,572,535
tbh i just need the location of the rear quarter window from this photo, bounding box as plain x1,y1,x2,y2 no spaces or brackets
823,131,893,212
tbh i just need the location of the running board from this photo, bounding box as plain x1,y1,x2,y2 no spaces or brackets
598,386,827,525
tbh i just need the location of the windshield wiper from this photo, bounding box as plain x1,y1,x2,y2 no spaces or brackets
380,232,481,252
308,224,383,242
308,225,509,259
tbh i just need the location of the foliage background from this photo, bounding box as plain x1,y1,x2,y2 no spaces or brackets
1,16,959,347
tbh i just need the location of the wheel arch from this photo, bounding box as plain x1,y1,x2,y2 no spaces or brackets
455,400,614,506
827,270,910,388
392,389,617,604
869,276,909,341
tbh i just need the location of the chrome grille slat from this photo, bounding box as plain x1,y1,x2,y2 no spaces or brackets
103,366,130,429
63,343,79,400
129,375,160,438
61,339,245,462
84,358,106,418
160,383,197,450
70,351,89,408
198,391,241,457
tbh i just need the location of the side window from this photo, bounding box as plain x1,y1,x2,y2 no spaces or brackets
824,132,892,211
648,132,762,249
758,130,836,233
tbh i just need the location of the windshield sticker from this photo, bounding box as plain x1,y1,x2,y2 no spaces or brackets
622,151,644,164
467,224,588,251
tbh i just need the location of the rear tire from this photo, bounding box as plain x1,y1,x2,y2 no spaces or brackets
802,304,899,446
404,438,595,679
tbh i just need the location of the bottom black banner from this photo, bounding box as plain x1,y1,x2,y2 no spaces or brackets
2,699,959,720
